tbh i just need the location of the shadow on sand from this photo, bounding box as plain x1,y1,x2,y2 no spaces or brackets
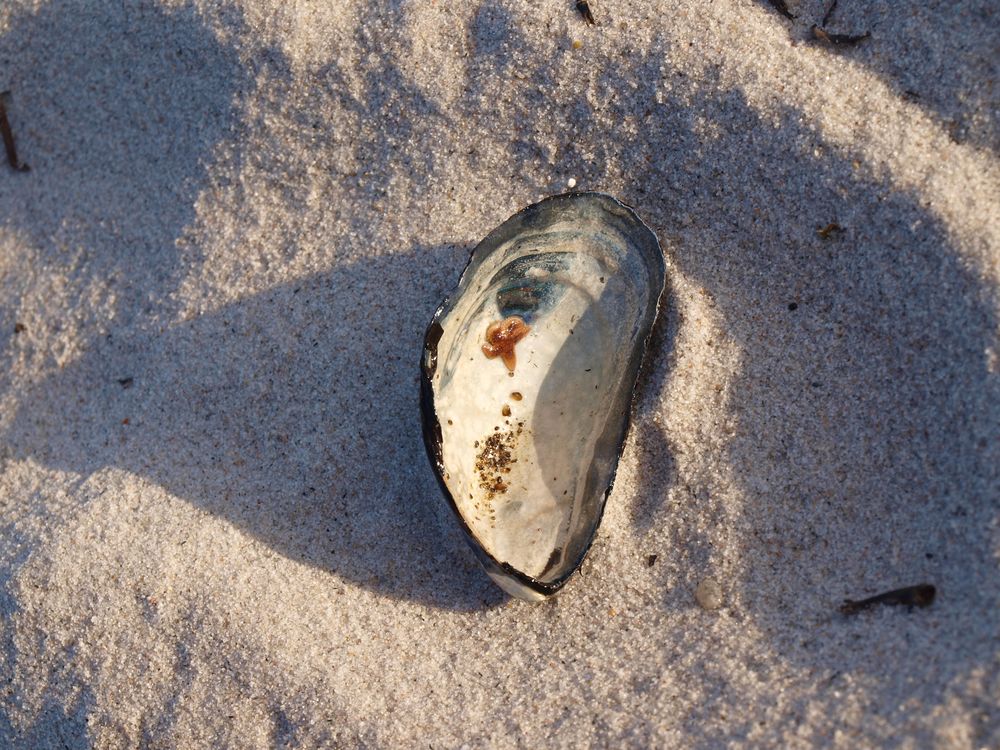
754,0,999,153
1,0,499,616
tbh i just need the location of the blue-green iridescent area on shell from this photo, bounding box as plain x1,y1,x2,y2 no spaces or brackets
492,252,571,323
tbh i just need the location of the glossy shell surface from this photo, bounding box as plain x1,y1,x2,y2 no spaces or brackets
421,193,665,600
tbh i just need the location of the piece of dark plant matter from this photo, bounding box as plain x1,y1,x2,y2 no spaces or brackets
821,0,838,27
811,25,870,46
816,222,843,239
765,0,795,20
576,0,595,25
840,583,936,615
0,92,30,172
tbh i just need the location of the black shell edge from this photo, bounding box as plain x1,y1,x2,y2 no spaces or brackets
419,191,666,599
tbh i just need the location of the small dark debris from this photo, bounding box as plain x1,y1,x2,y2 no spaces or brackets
817,222,843,239
787,302,798,311
117,377,134,389
765,0,795,20
646,554,658,568
13,322,26,334
821,0,838,26
903,89,921,101
575,0,595,25
840,583,936,615
0,92,30,172
811,25,870,47
810,381,822,388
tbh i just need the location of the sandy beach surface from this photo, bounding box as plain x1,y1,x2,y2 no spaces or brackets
1,0,998,747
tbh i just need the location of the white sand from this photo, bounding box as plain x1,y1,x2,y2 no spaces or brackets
1,0,998,747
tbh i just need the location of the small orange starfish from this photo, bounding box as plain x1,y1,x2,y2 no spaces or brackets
482,316,530,372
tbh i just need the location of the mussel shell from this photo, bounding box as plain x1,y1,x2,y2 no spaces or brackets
420,192,665,600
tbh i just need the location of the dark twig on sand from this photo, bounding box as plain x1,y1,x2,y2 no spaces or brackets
816,222,843,239
0,92,30,173
821,0,838,27
576,0,595,25
765,0,795,20
840,583,936,615
811,25,870,46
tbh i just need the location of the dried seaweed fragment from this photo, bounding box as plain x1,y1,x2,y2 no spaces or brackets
765,0,795,20
840,583,936,615
821,0,838,27
816,222,843,239
811,25,870,46
0,92,30,173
